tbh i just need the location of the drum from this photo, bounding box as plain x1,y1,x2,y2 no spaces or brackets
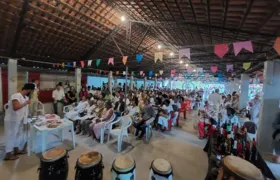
111,155,136,180
75,151,103,180
217,155,265,180
38,147,68,180
149,158,173,180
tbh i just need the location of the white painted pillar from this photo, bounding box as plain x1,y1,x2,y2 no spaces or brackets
8,59,17,97
130,75,133,90
114,77,118,89
257,60,280,153
144,77,147,90
154,77,157,89
239,74,250,110
0,68,3,112
108,71,112,95
75,68,81,102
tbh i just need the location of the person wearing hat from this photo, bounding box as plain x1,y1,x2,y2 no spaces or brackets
4,83,35,160
248,92,262,125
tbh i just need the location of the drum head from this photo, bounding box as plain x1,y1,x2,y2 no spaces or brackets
223,156,264,180
42,147,66,162
78,151,102,168
113,155,135,172
152,158,172,175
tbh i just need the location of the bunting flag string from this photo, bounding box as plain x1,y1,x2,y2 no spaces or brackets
170,69,176,74
179,48,190,60
108,57,114,65
159,70,163,75
122,56,128,65
233,41,253,56
123,71,126,75
243,62,251,70
96,59,101,67
61,62,65,68
67,62,71,68
214,44,229,59
136,54,143,63
149,70,153,77
154,52,163,63
88,60,92,66
140,71,143,75
73,62,76,67
80,61,85,68
274,37,280,55
211,66,218,73
226,64,233,72
116,71,119,75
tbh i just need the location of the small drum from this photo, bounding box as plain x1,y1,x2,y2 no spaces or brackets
111,155,136,180
75,151,103,180
38,147,68,180
149,158,173,180
217,155,265,180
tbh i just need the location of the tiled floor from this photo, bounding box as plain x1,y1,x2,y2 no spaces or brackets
0,113,209,180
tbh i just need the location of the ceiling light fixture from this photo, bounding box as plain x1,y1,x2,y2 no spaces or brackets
193,69,196,72
121,15,126,22
185,64,188,67
157,45,162,49
179,60,183,64
170,52,174,56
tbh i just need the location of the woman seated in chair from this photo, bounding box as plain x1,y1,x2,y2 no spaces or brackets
157,99,172,132
124,98,139,118
197,109,217,139
65,96,89,120
79,100,104,135
89,101,114,141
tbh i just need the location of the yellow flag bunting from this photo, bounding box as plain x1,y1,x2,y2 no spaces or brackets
243,62,251,70
154,52,163,63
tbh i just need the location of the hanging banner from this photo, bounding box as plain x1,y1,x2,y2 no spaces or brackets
108,57,114,65
159,70,163,75
61,62,65,68
136,54,144,63
140,71,143,75
88,60,92,66
73,62,76,67
149,70,153,77
273,37,280,55
179,48,190,60
226,64,233,72
214,44,229,59
243,62,251,70
96,59,101,67
67,62,71,68
154,52,163,63
80,61,85,68
211,66,218,73
233,41,253,56
122,56,128,65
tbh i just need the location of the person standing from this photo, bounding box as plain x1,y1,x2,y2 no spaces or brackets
249,93,262,125
208,89,222,112
4,83,35,160
66,86,77,104
29,79,40,116
52,84,66,118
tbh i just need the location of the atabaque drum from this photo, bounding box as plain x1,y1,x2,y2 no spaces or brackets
75,151,103,180
217,155,265,180
149,158,173,180
111,155,136,180
38,147,69,180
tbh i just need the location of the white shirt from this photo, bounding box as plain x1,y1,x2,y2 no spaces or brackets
127,106,139,116
208,93,222,106
75,101,89,113
5,93,29,122
52,89,65,101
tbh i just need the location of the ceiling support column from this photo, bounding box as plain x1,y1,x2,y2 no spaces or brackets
239,74,250,110
8,59,18,98
75,68,81,102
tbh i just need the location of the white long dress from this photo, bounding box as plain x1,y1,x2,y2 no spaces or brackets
5,93,29,153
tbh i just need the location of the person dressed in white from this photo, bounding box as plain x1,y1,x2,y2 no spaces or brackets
157,100,172,131
52,84,66,118
4,83,35,161
249,93,262,125
65,96,89,120
208,89,222,112
171,99,181,126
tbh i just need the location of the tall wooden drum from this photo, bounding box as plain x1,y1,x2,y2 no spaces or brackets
111,155,136,180
38,147,69,180
75,151,104,180
149,158,173,180
217,156,265,180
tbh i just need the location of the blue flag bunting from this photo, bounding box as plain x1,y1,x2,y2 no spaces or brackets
149,70,153,76
136,54,143,63
67,62,71,67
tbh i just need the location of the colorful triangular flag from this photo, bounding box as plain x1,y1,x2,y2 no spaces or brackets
211,66,218,73
214,44,229,59
159,70,163,75
140,71,143,75
123,71,126,75
131,71,134,76
226,64,233,72
243,62,251,70
73,62,76,67
67,62,71,68
88,60,92,66
179,48,190,60
80,61,85,68
170,69,176,74
273,37,280,55
108,57,114,65
96,59,101,67
136,54,143,63
154,52,163,63
61,62,65,68
233,41,253,56
149,70,153,77
122,56,128,65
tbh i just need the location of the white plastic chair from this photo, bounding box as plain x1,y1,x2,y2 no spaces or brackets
145,117,155,141
107,115,132,152
100,113,116,144
36,101,45,115
4,103,8,111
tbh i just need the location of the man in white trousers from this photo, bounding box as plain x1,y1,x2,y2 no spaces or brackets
4,83,35,160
